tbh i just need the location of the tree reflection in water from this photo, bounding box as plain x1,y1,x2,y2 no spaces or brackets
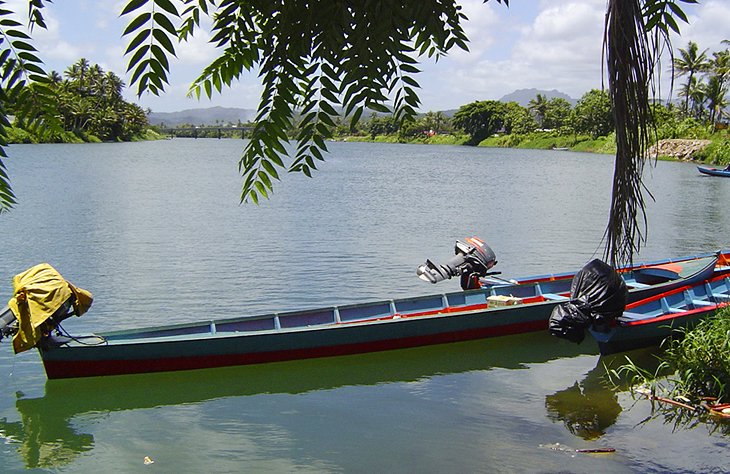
545,347,661,439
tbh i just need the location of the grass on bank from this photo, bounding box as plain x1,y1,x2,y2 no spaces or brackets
607,307,730,420
6,125,165,144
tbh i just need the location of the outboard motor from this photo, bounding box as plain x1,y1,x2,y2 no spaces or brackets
1,263,92,354
0,307,18,340
416,237,498,290
548,259,627,344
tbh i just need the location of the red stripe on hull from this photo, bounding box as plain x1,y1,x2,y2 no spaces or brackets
42,319,547,379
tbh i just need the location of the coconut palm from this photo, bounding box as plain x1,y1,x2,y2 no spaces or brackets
709,49,730,91
64,58,91,91
674,41,711,114
704,76,729,125
528,94,549,128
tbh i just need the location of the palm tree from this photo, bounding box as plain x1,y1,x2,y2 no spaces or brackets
704,76,729,125
64,58,92,95
528,94,549,128
674,41,710,114
603,0,680,266
709,49,730,91
47,70,63,85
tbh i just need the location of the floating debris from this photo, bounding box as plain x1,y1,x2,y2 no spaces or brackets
540,443,616,455
143,456,154,465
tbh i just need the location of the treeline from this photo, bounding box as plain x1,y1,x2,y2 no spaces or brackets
337,39,728,161
9,58,150,143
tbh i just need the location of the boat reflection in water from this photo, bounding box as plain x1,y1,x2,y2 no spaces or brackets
1,331,595,469
544,347,662,440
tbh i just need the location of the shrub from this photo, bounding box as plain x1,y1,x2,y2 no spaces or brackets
664,309,730,400
694,138,730,165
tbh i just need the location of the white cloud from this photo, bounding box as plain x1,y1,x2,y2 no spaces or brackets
25,6,87,69
447,0,505,63
419,0,606,109
4,0,728,113
675,0,730,53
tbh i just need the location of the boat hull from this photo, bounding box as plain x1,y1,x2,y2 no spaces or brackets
40,302,555,379
698,166,730,177
591,307,715,355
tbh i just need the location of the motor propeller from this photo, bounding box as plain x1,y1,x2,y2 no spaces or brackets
416,237,498,290
0,307,17,341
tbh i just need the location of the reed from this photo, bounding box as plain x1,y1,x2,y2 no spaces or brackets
664,308,730,401
608,307,730,403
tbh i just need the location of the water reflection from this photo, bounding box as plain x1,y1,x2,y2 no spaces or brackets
545,347,662,440
1,332,592,469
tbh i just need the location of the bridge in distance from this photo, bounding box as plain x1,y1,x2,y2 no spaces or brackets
157,126,254,139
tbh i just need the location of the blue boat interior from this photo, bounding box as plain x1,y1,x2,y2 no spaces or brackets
101,279,576,342
91,254,723,343
619,276,730,323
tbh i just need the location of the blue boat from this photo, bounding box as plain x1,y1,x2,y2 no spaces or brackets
590,272,730,355
1,248,726,379
697,166,730,177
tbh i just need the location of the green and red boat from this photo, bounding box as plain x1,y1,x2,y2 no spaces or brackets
1,240,728,379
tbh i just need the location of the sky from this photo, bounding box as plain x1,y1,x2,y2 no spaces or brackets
17,0,730,113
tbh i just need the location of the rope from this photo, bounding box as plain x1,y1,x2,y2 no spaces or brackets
54,323,107,346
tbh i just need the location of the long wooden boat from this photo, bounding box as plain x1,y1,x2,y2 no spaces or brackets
697,166,730,177
590,272,730,355
12,251,724,379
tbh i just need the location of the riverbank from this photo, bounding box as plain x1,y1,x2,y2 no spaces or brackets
6,125,166,145
344,133,728,165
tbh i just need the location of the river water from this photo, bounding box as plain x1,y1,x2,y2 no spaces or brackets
0,139,728,472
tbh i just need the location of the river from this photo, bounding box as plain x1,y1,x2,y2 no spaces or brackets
0,139,728,472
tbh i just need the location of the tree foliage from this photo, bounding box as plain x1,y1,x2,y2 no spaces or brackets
41,58,149,141
674,41,710,113
119,0,498,203
0,1,61,213
674,40,729,124
452,100,507,145
503,102,538,135
570,89,613,139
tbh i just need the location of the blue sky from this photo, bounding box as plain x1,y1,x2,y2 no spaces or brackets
21,0,730,113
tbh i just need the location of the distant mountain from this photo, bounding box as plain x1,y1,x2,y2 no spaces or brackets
147,106,256,126
499,89,577,107
149,91,577,125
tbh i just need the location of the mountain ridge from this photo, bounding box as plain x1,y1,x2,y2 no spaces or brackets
147,89,577,125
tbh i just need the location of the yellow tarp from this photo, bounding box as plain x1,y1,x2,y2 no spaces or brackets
7,263,92,354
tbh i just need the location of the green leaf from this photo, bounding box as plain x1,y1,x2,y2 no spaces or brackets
126,44,150,71
11,41,36,51
153,12,177,35
125,28,151,55
121,0,150,16
153,0,179,16
152,29,176,55
349,106,363,129
318,101,338,117
261,160,280,180
122,12,151,35
258,170,272,190
368,103,391,114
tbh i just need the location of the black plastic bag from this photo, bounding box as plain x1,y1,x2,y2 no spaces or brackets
549,259,628,343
